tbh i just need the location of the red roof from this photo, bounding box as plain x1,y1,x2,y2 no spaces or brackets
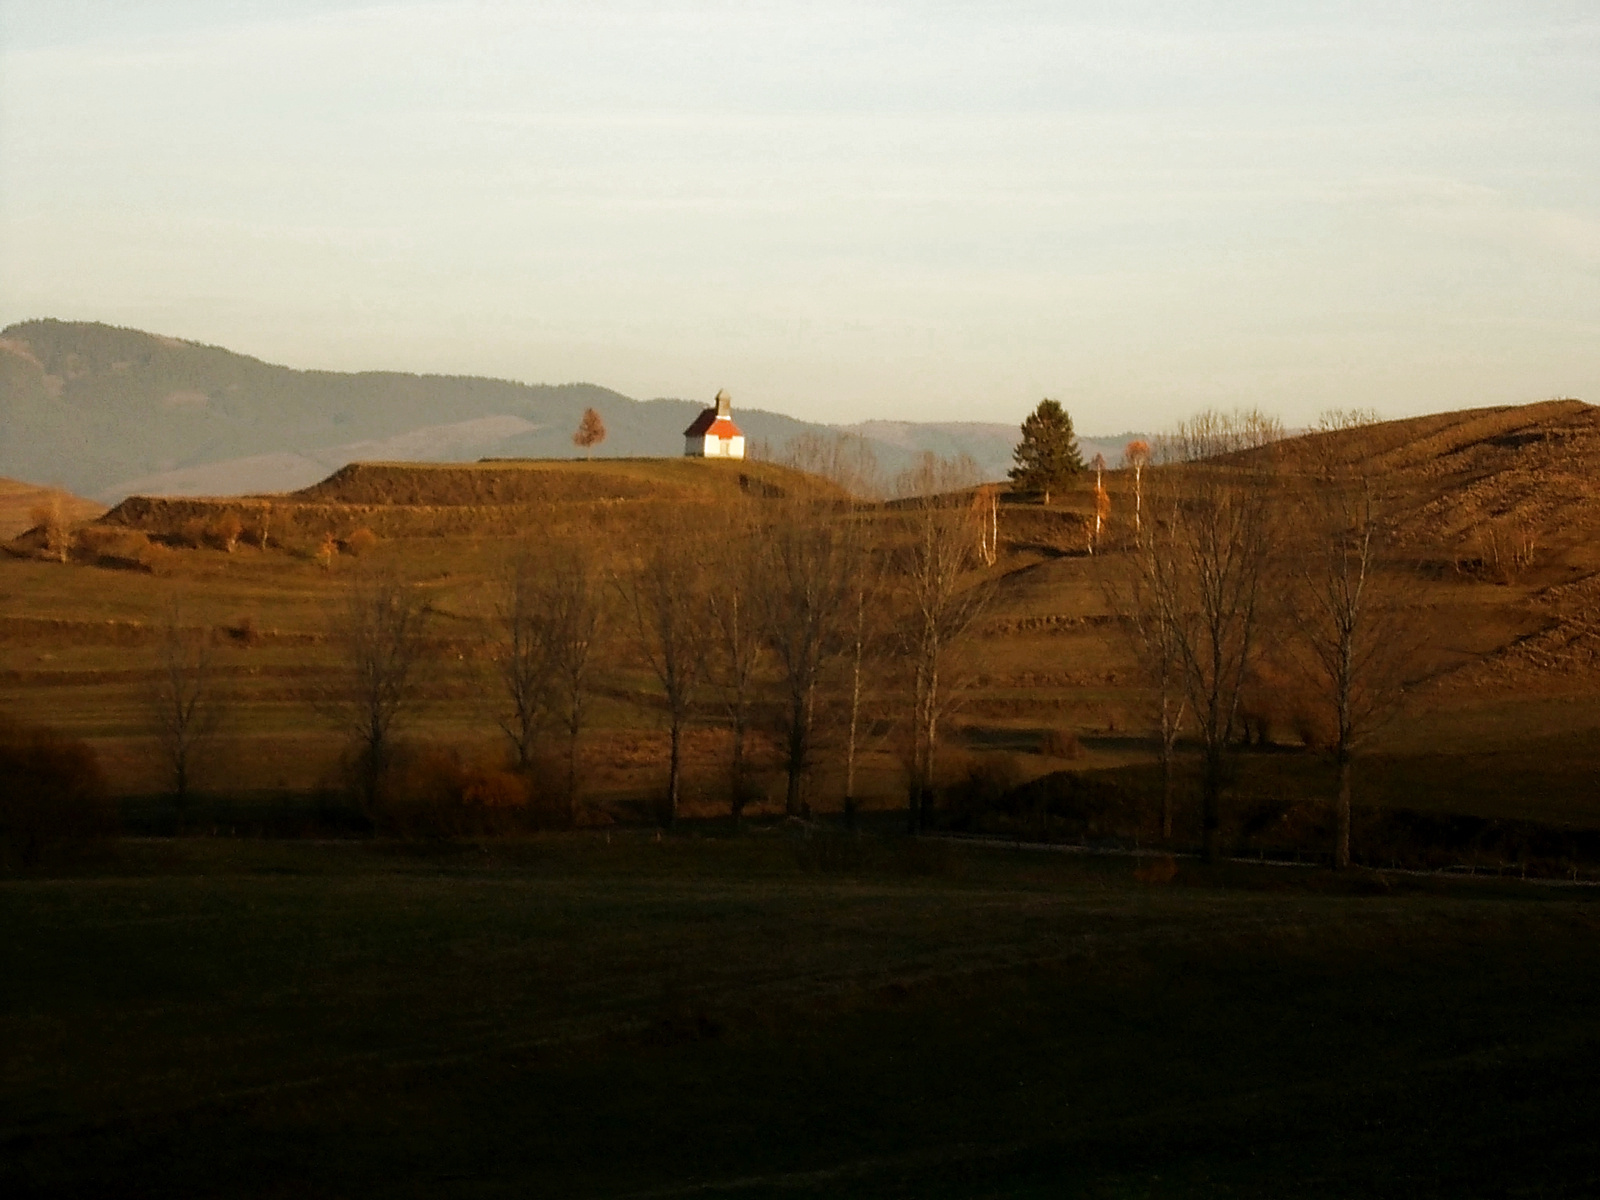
683,410,743,438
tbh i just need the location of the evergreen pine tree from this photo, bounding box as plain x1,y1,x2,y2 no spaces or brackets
1008,398,1084,503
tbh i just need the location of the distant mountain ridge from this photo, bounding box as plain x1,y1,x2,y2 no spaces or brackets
0,319,1123,500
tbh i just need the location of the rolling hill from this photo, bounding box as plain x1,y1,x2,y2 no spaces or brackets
0,320,1110,501
0,478,103,541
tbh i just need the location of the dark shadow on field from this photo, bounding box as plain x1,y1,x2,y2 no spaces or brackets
117,789,370,839
4,839,1600,1198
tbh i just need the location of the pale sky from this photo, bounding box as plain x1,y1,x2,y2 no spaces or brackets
2,1,1596,429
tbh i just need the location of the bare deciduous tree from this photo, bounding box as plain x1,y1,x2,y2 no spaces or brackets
621,530,707,827
757,499,863,818
892,453,989,834
545,544,604,820
149,598,224,823
1316,407,1382,433
328,569,433,812
704,504,767,825
494,547,556,771
771,431,884,498
1155,407,1285,464
839,534,895,826
1287,467,1419,869
1120,564,1186,842
1133,452,1279,862
29,494,71,563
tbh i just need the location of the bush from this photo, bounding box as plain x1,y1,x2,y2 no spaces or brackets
343,527,379,557
209,512,244,552
942,753,1024,827
75,526,151,569
137,541,176,574
0,719,112,870
1039,728,1083,759
996,769,1135,841
371,745,537,838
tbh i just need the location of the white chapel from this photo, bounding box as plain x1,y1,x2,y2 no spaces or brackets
682,390,746,460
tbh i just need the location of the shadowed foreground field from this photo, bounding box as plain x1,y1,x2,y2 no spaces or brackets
4,834,1600,1198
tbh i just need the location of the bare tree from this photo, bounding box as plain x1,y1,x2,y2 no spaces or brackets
1120,562,1187,842
545,544,604,820
29,494,71,563
149,598,223,823
493,546,556,771
1287,467,1418,869
1316,407,1382,433
1132,453,1279,861
621,530,708,827
773,431,884,498
840,533,894,826
757,498,863,818
328,569,433,813
892,453,989,834
704,504,767,825
1155,407,1285,464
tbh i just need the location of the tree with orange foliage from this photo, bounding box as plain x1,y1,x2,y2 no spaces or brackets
1090,453,1110,552
1123,439,1150,531
573,408,606,459
971,484,999,566
29,494,71,563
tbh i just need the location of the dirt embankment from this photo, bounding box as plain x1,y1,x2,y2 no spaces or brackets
291,462,673,506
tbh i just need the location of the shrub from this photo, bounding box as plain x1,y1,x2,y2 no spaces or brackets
209,512,244,553
371,745,536,838
1000,769,1134,841
343,527,379,557
76,526,151,568
177,517,209,549
1039,728,1083,759
137,541,176,574
942,753,1024,827
0,719,112,871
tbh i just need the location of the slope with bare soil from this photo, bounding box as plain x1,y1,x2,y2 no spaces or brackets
100,457,837,545
0,478,103,541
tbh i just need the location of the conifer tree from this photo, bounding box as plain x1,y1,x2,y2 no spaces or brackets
1008,398,1084,503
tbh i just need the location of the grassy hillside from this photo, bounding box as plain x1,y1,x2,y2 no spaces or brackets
0,320,1024,501
0,478,102,541
4,403,1600,861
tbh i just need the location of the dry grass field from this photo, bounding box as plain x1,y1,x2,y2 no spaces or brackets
7,410,1600,1195
3,402,1600,851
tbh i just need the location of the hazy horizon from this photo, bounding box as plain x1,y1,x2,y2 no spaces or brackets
3,2,1596,432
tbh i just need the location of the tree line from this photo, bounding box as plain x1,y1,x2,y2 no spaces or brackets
148,445,997,834
1003,397,1420,869
137,403,1425,868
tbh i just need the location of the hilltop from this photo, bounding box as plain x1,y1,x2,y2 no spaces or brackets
0,320,1036,501
0,477,102,541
